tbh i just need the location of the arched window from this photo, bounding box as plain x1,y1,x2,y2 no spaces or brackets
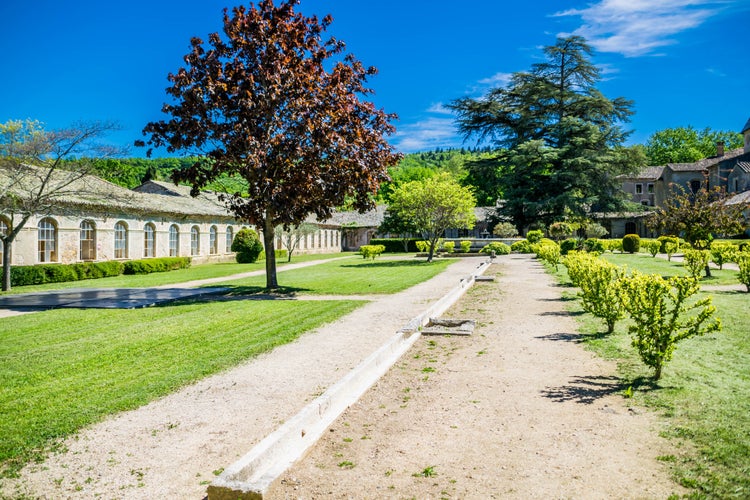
191,226,200,256
80,220,96,261
144,223,156,258
225,226,233,253
209,225,218,255
0,217,8,264
114,221,128,259
169,225,179,256
38,218,57,263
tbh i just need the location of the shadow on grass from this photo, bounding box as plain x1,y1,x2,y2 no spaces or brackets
541,375,628,404
161,285,312,307
339,260,440,269
537,296,577,302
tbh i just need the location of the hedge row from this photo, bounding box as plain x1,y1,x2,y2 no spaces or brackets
7,257,191,286
122,257,191,275
369,238,422,253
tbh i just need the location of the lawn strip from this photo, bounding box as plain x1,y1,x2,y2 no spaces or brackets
547,253,750,498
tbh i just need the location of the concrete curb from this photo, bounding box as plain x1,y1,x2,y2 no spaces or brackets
207,259,492,500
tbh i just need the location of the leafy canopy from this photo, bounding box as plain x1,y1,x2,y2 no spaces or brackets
387,173,476,262
449,36,641,231
645,126,743,165
138,0,400,288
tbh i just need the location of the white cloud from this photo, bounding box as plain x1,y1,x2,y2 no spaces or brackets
426,102,453,115
478,72,513,86
554,0,727,57
392,116,461,153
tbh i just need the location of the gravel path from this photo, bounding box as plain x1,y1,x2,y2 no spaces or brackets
2,254,683,499
2,256,485,499
274,254,684,499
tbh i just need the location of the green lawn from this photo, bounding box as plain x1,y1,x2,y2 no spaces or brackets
601,252,741,286
0,255,453,478
211,257,453,295
552,253,750,498
1,252,354,295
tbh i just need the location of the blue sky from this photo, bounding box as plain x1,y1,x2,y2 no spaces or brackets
1,0,748,156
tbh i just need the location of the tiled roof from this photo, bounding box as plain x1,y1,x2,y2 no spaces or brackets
621,166,664,180
726,189,750,206
735,162,750,174
668,148,745,172
1,164,235,220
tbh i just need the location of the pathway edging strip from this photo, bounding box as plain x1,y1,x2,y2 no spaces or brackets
207,259,492,500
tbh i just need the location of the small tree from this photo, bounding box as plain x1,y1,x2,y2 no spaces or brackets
566,253,626,334
620,271,721,380
647,183,746,277
737,253,750,292
1,119,124,291
138,1,400,289
644,240,661,257
492,222,518,238
387,173,476,262
710,242,736,270
231,228,264,263
683,249,710,279
549,222,574,241
379,209,419,252
277,222,318,262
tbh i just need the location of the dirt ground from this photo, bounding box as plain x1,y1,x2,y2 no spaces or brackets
1,255,684,499
272,255,684,499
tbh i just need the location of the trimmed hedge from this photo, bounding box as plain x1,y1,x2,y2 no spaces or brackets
6,257,191,286
480,242,511,255
122,257,191,275
369,238,421,253
622,234,640,254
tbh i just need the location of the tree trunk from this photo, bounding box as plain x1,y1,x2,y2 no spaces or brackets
704,264,712,278
262,217,278,289
1,239,11,292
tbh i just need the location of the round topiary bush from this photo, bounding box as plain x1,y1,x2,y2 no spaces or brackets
511,240,533,253
622,233,640,254
559,238,581,255
480,242,511,255
231,228,264,263
526,229,544,244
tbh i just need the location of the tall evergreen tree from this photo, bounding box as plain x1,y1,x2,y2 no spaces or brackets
449,36,642,231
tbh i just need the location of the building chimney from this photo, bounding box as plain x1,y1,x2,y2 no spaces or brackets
717,141,725,157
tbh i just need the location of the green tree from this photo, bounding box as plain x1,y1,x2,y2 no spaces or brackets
138,1,400,289
387,173,476,262
644,126,743,165
378,209,419,252
277,222,318,262
0,119,124,291
620,271,721,380
647,183,746,276
449,36,640,231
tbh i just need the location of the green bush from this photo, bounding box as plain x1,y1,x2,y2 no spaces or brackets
658,235,680,254
533,240,561,269
526,229,544,244
492,222,518,238
737,253,750,292
442,241,455,253
9,261,127,286
511,240,533,253
479,242,511,255
258,249,288,261
683,249,710,278
123,257,191,275
583,238,605,253
369,238,421,253
710,242,737,270
622,234,640,254
359,244,386,260
560,238,581,255
643,240,661,257
619,271,720,380
460,240,472,253
231,228,264,263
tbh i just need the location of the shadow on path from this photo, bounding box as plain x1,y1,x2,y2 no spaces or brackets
541,375,626,404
